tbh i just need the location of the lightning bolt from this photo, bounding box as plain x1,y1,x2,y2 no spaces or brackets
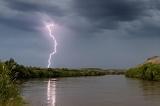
47,24,57,68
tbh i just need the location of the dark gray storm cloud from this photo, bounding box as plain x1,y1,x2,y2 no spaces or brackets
125,20,160,38
6,1,42,12
5,0,65,16
70,0,154,34
0,0,66,32
0,0,160,36
73,0,149,28
68,0,160,37
1,0,160,69
0,15,42,32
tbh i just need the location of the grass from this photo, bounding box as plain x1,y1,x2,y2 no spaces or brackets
0,62,25,106
125,62,160,81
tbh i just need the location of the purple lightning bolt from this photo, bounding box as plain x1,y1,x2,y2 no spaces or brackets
46,24,57,68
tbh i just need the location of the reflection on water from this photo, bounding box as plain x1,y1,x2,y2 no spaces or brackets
47,79,56,106
138,79,160,101
125,77,160,105
21,76,160,106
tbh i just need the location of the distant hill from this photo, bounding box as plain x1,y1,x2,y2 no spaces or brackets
79,68,103,70
137,56,160,67
147,56,160,63
78,68,126,72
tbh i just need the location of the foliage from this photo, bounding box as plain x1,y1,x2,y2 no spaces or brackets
3,58,106,79
0,61,24,106
105,71,125,75
0,58,125,106
125,62,160,81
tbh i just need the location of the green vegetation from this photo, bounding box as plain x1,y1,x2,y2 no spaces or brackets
0,58,125,106
125,62,160,81
4,58,106,79
79,68,126,75
1,58,107,106
0,62,24,106
105,70,126,75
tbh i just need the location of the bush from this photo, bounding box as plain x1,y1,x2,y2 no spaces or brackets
4,60,106,79
0,62,24,106
125,62,160,81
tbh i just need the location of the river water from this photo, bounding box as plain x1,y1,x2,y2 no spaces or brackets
20,75,160,106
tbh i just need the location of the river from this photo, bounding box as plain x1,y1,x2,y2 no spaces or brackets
20,75,160,106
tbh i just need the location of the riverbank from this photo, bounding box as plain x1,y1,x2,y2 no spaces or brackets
0,62,24,106
125,56,160,81
0,58,106,106
0,58,125,105
4,58,125,80
125,62,160,81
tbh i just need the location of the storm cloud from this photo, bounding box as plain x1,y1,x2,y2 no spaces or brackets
73,0,148,28
0,0,67,32
1,0,160,69
1,0,160,36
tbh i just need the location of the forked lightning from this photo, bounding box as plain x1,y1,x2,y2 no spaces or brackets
46,24,57,68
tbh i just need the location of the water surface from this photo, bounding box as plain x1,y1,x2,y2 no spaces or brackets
21,75,160,106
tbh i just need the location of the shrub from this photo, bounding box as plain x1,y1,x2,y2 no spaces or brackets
0,62,24,106
125,62,160,81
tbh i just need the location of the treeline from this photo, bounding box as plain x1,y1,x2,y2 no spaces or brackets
0,58,124,106
105,70,125,75
78,68,126,75
0,58,106,106
125,62,160,81
4,58,106,79
0,62,24,106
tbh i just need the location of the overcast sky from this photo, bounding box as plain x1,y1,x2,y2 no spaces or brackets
0,0,160,69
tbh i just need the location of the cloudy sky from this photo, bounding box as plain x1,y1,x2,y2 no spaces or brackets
0,0,160,69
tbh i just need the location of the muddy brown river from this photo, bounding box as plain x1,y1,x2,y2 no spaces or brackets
21,75,160,106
